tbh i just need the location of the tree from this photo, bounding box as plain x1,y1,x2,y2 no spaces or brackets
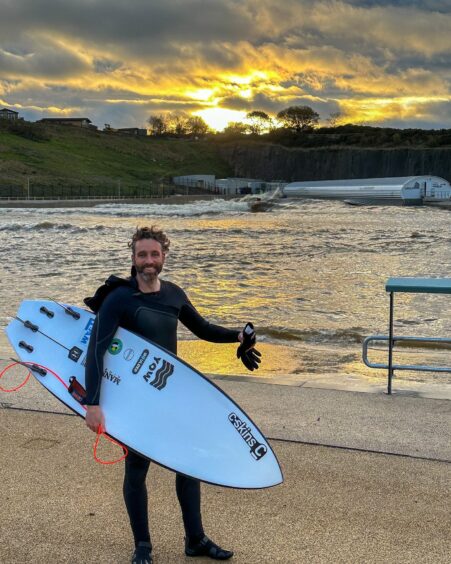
185,115,210,137
277,105,320,132
328,111,343,127
147,114,167,136
246,110,272,135
223,121,248,135
165,111,189,136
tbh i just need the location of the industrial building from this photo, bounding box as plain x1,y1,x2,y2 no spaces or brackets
173,175,285,196
283,176,451,205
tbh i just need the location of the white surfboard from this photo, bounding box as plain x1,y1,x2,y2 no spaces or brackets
5,300,283,489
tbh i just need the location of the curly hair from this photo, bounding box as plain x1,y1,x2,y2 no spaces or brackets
128,226,170,255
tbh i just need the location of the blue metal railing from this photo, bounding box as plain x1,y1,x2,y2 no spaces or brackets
364,277,451,393
363,335,451,373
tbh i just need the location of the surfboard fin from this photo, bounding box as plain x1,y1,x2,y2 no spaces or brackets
23,320,39,332
18,341,34,353
14,316,39,333
39,306,54,318
64,306,80,320
48,299,81,320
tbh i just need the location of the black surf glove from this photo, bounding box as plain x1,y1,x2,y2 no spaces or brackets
237,322,262,371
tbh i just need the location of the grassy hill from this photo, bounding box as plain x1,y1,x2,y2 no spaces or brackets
0,121,233,198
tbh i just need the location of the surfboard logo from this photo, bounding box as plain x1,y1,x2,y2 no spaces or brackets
103,368,121,385
108,338,123,355
123,348,135,362
132,349,149,374
79,319,95,345
228,413,268,461
143,358,174,390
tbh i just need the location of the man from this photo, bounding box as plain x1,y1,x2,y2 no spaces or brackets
84,226,261,564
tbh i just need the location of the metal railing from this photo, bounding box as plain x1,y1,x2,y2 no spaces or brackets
363,335,451,373
367,277,451,393
0,195,152,200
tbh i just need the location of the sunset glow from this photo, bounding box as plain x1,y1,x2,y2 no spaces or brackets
194,108,247,132
1,1,451,130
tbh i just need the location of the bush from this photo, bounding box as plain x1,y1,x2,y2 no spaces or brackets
0,119,51,142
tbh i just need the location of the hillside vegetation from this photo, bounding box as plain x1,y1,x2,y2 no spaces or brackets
218,124,451,148
2,118,451,198
0,120,232,198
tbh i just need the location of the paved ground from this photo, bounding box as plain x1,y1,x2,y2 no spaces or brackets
1,379,450,563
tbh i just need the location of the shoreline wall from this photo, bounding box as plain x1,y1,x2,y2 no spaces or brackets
0,194,230,208
218,144,451,183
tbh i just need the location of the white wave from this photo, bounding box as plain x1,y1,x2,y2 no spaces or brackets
0,221,105,232
0,199,251,218
89,199,251,217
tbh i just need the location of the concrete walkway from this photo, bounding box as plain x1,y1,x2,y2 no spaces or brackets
1,380,450,563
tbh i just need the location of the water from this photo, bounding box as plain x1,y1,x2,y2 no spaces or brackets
1,198,451,391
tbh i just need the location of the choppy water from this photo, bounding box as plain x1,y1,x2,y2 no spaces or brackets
1,197,451,388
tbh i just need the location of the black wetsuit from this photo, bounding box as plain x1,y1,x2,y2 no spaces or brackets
84,275,239,548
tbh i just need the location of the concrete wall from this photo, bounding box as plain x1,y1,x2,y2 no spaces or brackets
219,143,451,183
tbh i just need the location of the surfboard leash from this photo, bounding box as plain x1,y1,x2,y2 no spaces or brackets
0,360,33,392
0,360,128,465
93,425,128,465
66,376,129,464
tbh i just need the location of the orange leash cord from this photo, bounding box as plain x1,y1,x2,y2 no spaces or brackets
0,361,128,465
0,361,32,392
93,424,128,465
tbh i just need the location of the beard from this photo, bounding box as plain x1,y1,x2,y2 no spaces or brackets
134,263,163,281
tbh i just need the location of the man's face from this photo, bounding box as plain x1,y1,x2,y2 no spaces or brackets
132,238,165,280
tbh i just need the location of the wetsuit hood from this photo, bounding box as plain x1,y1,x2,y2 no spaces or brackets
84,275,137,313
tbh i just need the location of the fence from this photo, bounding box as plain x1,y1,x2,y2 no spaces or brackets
0,176,223,200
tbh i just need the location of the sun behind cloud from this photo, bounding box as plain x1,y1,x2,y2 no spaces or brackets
194,107,247,132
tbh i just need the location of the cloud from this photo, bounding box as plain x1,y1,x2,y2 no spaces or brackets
1,0,451,129
0,36,90,78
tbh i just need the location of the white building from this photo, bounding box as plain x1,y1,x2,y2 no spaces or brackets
215,178,285,195
214,178,261,195
283,176,451,205
172,175,286,196
172,175,216,190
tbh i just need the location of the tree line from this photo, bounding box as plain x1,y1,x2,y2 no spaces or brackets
146,106,451,148
147,105,323,137
4,105,451,149
148,112,210,137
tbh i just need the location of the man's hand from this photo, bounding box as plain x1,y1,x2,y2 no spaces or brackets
237,322,262,371
85,405,105,433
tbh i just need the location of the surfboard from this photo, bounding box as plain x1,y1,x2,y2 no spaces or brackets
5,299,283,489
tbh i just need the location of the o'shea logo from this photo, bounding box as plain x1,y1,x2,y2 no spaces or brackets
108,338,123,355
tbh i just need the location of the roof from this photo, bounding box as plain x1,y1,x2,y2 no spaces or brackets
386,277,451,294
286,176,450,188
39,117,92,123
0,108,18,114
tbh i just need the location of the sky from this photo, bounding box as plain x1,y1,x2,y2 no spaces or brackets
1,0,451,131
